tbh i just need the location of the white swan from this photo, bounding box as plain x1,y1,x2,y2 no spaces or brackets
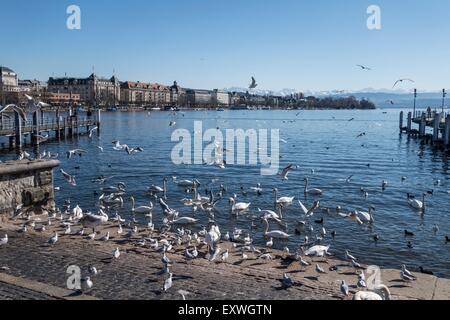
262,218,290,239
407,193,425,210
304,245,330,257
80,210,109,233
304,178,323,195
356,206,375,224
170,217,198,225
229,198,251,213
353,285,391,300
205,224,221,253
130,196,153,214
273,188,294,207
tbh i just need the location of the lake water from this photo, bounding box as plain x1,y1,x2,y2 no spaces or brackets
1,109,450,278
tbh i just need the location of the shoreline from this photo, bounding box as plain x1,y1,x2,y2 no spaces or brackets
0,216,448,300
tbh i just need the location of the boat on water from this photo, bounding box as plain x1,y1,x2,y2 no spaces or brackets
150,107,161,111
217,108,225,111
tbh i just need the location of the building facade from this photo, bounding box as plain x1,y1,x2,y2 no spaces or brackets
169,81,186,106
186,89,213,107
47,73,120,106
212,89,230,106
0,66,20,105
120,81,170,106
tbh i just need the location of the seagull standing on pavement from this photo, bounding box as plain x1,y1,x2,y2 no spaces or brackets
0,234,8,246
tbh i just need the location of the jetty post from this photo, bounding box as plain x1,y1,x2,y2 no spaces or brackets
413,89,417,116
32,111,40,145
399,111,404,132
444,115,450,146
433,113,442,143
407,112,412,132
419,112,426,137
14,111,23,149
96,108,101,133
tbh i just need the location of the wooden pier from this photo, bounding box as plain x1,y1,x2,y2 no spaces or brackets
0,109,101,150
399,109,450,148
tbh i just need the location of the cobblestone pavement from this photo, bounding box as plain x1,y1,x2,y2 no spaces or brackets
0,219,449,300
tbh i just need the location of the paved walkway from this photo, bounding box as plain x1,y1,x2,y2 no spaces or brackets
0,219,449,300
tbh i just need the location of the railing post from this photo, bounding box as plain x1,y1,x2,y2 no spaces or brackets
32,111,40,145
444,115,450,147
407,112,412,132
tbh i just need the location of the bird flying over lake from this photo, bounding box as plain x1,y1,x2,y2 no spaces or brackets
89,127,98,138
249,77,258,89
125,146,144,155
356,65,372,71
60,169,76,186
393,79,415,88
66,149,86,159
279,164,296,180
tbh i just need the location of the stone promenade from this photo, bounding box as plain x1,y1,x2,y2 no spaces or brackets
0,218,449,300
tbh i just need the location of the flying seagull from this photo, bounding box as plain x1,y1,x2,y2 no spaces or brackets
280,164,296,180
60,169,76,186
66,149,87,159
356,65,372,71
393,79,415,88
249,77,258,89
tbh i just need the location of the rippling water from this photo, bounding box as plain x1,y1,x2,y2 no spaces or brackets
1,109,450,278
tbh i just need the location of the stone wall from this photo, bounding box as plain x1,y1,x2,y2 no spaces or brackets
0,159,60,217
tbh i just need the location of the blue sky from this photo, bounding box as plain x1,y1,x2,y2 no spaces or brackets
2,0,450,92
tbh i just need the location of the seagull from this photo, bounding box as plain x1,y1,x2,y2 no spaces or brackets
66,149,87,159
401,270,415,282
82,276,94,289
125,146,144,155
113,247,120,259
163,273,173,292
282,274,294,288
97,146,104,152
100,232,110,241
393,78,415,88
88,266,98,275
48,232,58,245
0,234,8,246
60,169,76,186
341,280,349,296
316,264,326,274
401,265,415,279
356,64,372,71
279,164,295,180
88,127,98,138
249,76,258,89
345,250,357,261
221,249,229,262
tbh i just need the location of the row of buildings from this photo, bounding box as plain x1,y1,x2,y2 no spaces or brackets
1,65,302,109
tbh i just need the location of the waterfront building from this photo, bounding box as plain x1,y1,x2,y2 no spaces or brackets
120,81,170,107
47,73,120,106
41,92,81,106
186,89,213,107
0,66,20,105
18,79,46,93
212,89,230,106
169,81,186,106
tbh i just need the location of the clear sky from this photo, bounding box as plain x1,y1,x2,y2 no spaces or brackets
2,0,450,92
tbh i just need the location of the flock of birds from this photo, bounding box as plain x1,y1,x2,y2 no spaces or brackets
2,134,449,300
0,80,448,300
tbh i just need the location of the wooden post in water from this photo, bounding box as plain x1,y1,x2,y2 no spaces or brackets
433,113,441,143
14,111,22,149
96,109,101,134
419,112,426,137
444,115,450,147
399,111,404,132
407,112,412,132
55,109,61,140
32,111,40,145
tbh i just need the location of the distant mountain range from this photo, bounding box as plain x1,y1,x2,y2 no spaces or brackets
223,87,448,109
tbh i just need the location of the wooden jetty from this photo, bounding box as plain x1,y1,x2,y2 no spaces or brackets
399,88,450,148
399,109,450,148
0,108,101,150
